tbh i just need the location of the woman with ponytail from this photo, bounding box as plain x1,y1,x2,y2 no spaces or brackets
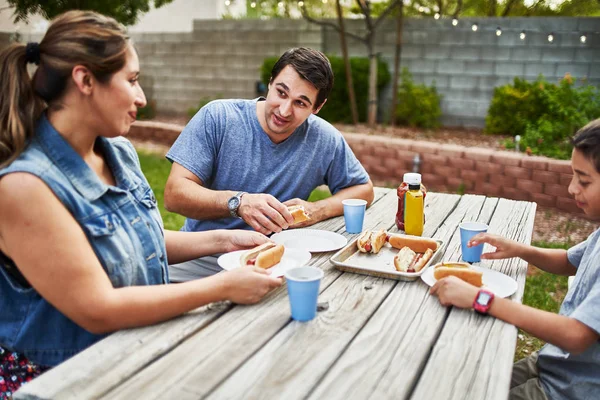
0,11,281,396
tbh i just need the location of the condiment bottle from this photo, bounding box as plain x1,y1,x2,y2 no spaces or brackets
396,173,426,231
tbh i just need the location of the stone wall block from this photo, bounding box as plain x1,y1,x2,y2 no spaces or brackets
516,179,543,194
544,183,570,198
547,160,573,174
530,193,557,208
521,156,549,171
532,170,560,184
502,186,530,202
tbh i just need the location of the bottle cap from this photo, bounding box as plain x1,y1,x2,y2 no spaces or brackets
403,173,421,185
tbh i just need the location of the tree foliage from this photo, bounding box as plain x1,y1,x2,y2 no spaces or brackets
253,0,599,18
6,0,174,26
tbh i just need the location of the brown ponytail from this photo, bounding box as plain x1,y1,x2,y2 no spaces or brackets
0,10,130,168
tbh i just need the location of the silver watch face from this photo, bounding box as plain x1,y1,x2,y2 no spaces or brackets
228,197,240,211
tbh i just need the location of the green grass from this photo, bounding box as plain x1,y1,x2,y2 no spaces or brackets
514,241,570,361
135,150,572,362
137,151,185,231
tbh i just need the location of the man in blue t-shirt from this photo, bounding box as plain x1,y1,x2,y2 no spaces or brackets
165,47,374,281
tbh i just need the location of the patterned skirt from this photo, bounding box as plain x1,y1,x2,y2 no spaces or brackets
0,346,49,400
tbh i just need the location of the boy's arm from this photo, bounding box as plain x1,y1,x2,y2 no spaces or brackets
470,233,577,276
431,276,599,355
490,296,599,354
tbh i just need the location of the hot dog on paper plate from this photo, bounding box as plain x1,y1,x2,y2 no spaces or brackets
239,243,284,269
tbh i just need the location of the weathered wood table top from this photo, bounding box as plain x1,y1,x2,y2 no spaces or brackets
16,188,537,400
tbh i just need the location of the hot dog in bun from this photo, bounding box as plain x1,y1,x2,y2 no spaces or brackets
288,205,311,225
239,243,285,269
433,262,483,287
394,247,434,273
387,233,438,253
357,229,387,254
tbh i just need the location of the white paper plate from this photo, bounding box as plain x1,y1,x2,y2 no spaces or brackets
421,265,518,298
217,247,312,277
270,229,348,253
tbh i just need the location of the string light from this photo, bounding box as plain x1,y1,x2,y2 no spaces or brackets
471,23,478,32
250,1,256,8
547,32,554,43
434,13,440,20
322,0,327,3
225,0,230,6
580,34,587,43
298,1,304,7
452,18,458,26
520,30,526,40
278,1,284,7
496,27,502,36
418,6,425,12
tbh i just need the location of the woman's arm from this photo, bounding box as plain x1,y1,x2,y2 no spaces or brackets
470,233,576,276
0,173,281,334
164,229,270,265
431,276,599,354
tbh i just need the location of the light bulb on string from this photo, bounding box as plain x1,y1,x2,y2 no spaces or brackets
278,1,284,7
496,27,502,36
452,18,458,26
418,6,424,12
225,0,231,6
547,32,554,43
520,30,526,40
322,0,327,3
251,1,256,8
580,34,587,43
434,13,440,20
471,23,478,32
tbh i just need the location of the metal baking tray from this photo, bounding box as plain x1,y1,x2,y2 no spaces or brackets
330,235,445,281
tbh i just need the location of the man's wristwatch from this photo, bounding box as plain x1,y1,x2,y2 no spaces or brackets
227,191,247,219
473,289,495,315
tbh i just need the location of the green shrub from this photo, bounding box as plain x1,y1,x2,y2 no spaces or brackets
137,100,156,120
486,75,600,159
261,56,390,123
187,94,224,119
394,68,442,129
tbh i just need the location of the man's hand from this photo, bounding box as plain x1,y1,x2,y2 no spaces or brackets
237,193,295,235
430,276,479,309
283,198,321,228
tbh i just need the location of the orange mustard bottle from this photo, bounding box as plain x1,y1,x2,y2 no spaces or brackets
396,173,427,232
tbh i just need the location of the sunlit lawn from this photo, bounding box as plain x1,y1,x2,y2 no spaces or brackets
138,150,571,361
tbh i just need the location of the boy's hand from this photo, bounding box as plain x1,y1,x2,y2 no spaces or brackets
469,233,523,260
430,276,479,309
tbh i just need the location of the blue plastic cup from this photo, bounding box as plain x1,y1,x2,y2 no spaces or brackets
459,221,489,263
342,199,367,234
284,266,324,322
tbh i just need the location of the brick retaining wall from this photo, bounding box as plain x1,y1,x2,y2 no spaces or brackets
130,121,583,215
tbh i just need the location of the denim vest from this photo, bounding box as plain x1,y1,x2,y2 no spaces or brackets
0,115,168,366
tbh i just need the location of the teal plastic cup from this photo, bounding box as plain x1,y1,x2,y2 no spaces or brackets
460,222,489,262
284,266,324,322
342,199,367,234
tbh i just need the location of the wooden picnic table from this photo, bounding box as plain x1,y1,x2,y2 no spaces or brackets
16,188,537,400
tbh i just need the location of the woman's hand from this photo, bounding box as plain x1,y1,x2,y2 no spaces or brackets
222,266,283,304
469,233,523,260
430,276,479,309
221,230,271,253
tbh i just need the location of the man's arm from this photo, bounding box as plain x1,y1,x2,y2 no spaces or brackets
164,163,294,235
284,180,374,226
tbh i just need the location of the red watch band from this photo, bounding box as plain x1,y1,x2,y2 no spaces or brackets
473,289,495,315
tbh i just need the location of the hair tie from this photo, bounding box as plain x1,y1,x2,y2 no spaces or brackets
25,42,40,65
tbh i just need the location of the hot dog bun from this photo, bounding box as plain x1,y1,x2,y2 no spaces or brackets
288,205,311,225
388,234,438,253
433,262,483,287
356,229,387,254
239,243,285,269
394,246,434,273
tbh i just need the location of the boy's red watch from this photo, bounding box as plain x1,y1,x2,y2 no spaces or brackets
473,289,495,315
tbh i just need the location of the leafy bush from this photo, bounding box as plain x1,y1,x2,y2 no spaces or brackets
187,94,223,119
394,68,442,129
486,75,600,159
137,100,156,120
261,56,390,123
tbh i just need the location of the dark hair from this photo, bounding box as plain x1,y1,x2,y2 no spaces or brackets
270,47,333,109
572,119,600,173
0,10,129,167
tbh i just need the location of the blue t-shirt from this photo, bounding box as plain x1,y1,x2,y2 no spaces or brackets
166,98,370,232
537,228,600,400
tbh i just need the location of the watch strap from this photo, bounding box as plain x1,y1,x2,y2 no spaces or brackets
473,289,495,315
229,191,247,218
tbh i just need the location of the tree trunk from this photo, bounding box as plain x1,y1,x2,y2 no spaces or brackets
367,50,378,127
336,0,358,125
389,3,403,127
